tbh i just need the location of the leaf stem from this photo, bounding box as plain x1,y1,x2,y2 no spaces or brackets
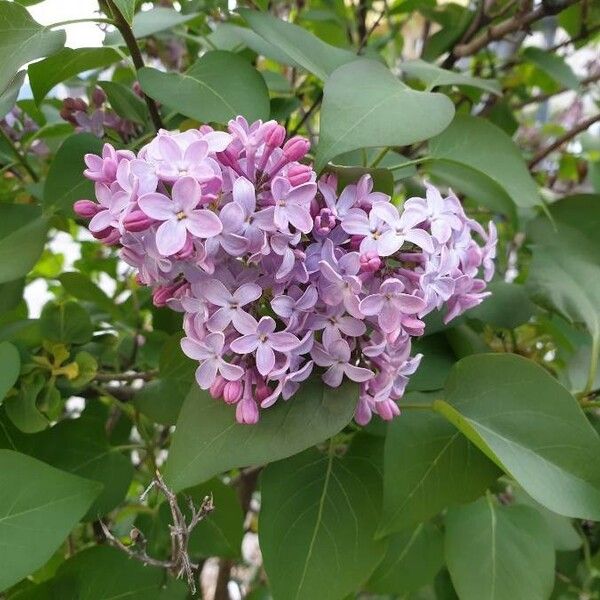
49,17,114,28
369,147,389,168
0,127,39,182
584,336,600,396
400,402,435,410
104,0,164,132
388,156,430,172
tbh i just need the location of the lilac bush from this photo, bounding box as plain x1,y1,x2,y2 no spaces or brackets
75,117,496,424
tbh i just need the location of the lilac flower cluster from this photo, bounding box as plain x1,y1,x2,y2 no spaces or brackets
75,117,496,425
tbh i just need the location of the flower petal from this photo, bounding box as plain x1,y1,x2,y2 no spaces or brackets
256,343,275,375
156,219,187,256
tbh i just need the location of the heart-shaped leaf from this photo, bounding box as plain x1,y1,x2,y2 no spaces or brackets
138,50,270,125
315,59,454,171
164,378,357,491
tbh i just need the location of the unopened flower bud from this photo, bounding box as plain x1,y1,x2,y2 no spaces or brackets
254,379,271,403
73,200,100,219
314,208,336,235
123,209,155,232
91,86,107,108
288,163,312,186
209,375,227,399
360,251,381,273
236,397,259,424
283,136,310,162
152,283,182,307
223,380,243,404
265,123,286,148
375,399,400,421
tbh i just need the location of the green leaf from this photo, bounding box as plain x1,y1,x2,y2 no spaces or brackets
0,70,25,120
401,59,501,95
315,59,454,171
467,281,536,329
0,412,134,519
408,335,456,392
326,165,395,197
98,80,147,124
0,449,101,592
428,114,541,210
260,448,387,600
0,204,48,284
164,378,357,491
51,546,166,599
139,51,270,125
111,0,136,23
0,1,65,95
105,7,199,43
527,194,600,393
3,372,48,433
523,47,579,90
44,133,103,216
0,341,20,401
445,497,555,600
367,522,444,595
379,396,499,534
28,47,122,104
40,301,94,345
427,159,516,220
436,353,600,520
239,8,355,80
134,335,195,425
59,272,119,318
512,487,581,552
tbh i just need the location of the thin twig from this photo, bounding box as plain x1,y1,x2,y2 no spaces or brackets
104,0,164,131
528,112,600,169
94,370,158,382
102,470,214,595
289,90,323,137
514,73,600,109
357,3,387,53
453,0,579,58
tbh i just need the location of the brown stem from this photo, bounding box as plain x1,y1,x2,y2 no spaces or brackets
289,90,323,136
213,559,233,600
105,0,164,131
453,0,579,58
528,112,600,170
514,73,600,109
94,370,158,382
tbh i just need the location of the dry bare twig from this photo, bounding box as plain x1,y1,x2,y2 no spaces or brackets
101,470,214,595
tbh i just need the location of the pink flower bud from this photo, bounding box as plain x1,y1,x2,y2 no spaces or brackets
198,124,214,135
254,378,271,403
152,283,182,307
223,380,243,404
355,398,373,426
92,227,120,245
91,86,107,108
132,81,143,98
123,209,155,232
174,235,194,259
265,123,286,148
283,136,310,162
375,399,400,421
349,235,363,251
209,375,227,399
287,163,312,186
73,200,100,219
360,252,382,273
236,397,259,424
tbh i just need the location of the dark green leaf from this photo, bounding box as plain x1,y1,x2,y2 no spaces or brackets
367,522,444,595
98,80,147,124
0,449,101,592
164,379,357,491
134,334,195,425
436,353,600,520
0,1,65,95
326,165,395,196
408,334,456,392
43,133,103,216
260,448,387,600
468,282,536,329
0,204,48,284
0,70,25,119
316,59,455,171
0,341,19,401
239,8,355,79
523,47,579,90
379,396,499,534
445,497,555,600
139,51,270,125
429,115,541,210
59,272,119,318
40,301,94,345
401,59,501,95
28,47,122,104
3,373,48,433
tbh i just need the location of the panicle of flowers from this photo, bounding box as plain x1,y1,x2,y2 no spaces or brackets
75,116,497,425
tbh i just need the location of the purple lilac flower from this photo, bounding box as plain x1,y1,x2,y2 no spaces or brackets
77,118,496,425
